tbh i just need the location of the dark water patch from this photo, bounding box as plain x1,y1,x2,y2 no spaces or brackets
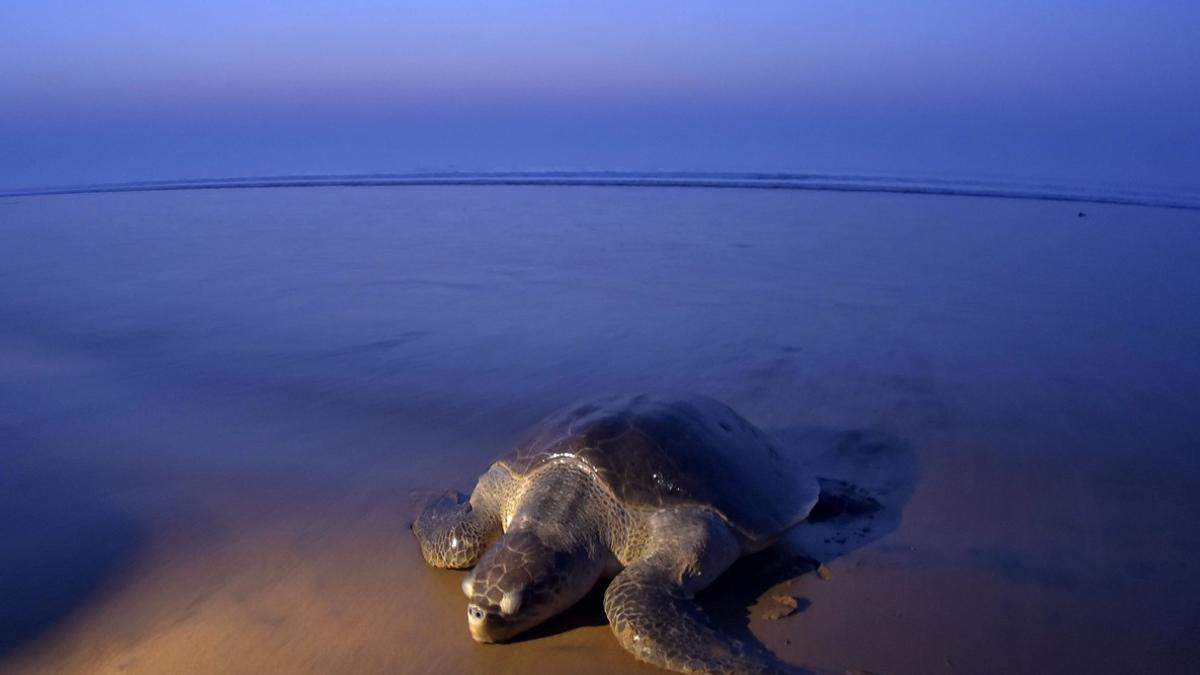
292,333,430,363
393,278,486,292
966,547,1081,590
0,433,145,658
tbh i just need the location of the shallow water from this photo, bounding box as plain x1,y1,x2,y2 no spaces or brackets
1,186,1198,673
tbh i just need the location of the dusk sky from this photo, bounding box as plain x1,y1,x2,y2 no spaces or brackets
2,1,1198,191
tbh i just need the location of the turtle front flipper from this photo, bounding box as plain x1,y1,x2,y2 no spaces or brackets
604,509,815,675
412,466,511,569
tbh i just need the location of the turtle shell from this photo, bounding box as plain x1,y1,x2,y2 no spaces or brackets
496,393,819,542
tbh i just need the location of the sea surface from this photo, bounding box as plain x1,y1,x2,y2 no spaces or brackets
1,186,1198,674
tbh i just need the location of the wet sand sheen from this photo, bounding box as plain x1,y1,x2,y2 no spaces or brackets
1,186,1198,673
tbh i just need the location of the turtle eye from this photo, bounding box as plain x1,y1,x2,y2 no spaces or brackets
499,590,523,616
461,571,475,597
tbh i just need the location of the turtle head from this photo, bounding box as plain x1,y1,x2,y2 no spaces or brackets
461,529,602,642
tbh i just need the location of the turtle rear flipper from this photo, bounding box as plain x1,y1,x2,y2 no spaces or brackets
807,478,882,523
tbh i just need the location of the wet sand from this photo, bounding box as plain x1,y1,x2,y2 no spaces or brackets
1,186,1198,673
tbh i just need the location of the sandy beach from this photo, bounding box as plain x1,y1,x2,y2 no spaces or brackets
1,186,1198,674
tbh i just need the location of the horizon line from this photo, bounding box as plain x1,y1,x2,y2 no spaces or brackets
2,171,1198,211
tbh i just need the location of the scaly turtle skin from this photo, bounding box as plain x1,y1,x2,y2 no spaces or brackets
412,394,824,674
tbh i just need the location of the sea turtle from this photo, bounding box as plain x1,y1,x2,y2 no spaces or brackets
412,394,830,674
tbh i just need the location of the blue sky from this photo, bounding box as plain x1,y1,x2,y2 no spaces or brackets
2,1,1197,190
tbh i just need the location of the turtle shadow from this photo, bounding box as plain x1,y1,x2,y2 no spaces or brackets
0,441,145,660
699,426,919,655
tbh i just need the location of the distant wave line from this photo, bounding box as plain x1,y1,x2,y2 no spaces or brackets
2,172,1198,210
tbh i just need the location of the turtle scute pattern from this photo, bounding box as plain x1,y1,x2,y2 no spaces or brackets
497,460,652,566
498,394,802,542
